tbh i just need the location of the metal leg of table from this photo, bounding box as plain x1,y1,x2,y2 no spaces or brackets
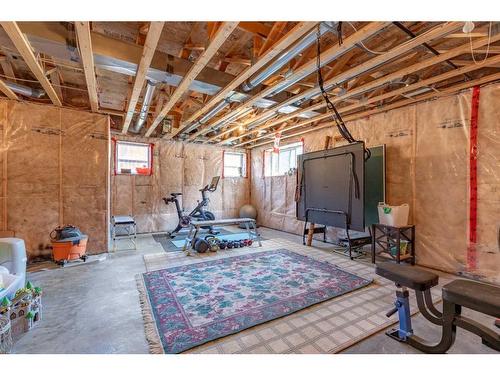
183,226,195,255
244,222,251,243
252,221,262,247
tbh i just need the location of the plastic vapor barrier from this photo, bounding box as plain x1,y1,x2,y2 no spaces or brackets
0,99,109,258
251,83,500,284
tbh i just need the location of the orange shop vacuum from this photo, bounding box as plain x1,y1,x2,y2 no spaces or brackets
50,225,89,266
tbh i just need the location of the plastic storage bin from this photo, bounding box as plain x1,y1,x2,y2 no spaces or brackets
378,203,410,227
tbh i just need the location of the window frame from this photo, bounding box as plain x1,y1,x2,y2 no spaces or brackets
264,141,304,177
113,139,154,176
222,150,248,178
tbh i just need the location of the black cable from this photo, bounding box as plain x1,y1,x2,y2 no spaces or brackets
316,26,371,160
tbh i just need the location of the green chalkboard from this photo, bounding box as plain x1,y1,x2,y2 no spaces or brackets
364,145,386,226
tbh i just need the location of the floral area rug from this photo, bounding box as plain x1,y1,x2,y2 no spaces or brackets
137,249,372,353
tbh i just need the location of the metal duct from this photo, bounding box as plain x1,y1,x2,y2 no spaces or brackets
131,80,156,133
241,22,336,92
182,98,231,134
246,110,277,130
6,81,46,98
21,32,324,118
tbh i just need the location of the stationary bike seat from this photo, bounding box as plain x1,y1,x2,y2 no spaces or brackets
170,193,182,197
376,262,439,291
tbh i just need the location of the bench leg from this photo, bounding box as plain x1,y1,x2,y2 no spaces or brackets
407,300,457,353
455,316,500,351
416,290,442,326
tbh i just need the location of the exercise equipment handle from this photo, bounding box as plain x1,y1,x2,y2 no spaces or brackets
386,306,399,318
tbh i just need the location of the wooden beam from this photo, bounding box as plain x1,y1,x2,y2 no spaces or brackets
204,22,390,143
445,32,487,38
49,68,64,103
450,59,500,68
223,56,252,66
259,22,288,56
218,22,468,145
240,54,500,147
0,21,62,106
181,22,318,140
74,21,99,112
0,56,17,83
238,22,272,38
16,22,241,99
145,22,239,138
236,33,500,143
121,22,165,134
0,79,18,100
248,72,500,149
438,46,500,55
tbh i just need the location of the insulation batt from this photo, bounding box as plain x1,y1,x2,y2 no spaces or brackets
251,84,500,284
0,99,109,257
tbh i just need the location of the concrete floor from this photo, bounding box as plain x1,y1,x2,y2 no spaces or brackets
12,227,498,354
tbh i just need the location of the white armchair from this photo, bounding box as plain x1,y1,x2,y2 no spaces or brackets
0,238,27,299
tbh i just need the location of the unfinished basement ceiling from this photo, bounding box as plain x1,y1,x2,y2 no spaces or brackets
0,21,499,143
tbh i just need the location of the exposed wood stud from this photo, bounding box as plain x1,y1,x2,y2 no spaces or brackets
74,21,99,112
186,22,319,140
247,72,500,149
146,22,239,138
0,79,18,100
259,22,288,56
121,21,165,134
0,21,62,106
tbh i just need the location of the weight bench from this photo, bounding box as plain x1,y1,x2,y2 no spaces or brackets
376,262,500,353
182,218,262,256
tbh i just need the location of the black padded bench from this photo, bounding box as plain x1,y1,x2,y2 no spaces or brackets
376,262,500,353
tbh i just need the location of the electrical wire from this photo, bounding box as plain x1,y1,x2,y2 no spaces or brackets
470,22,493,65
315,26,370,160
0,73,88,92
346,22,387,55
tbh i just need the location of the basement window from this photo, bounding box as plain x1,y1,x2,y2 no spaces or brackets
115,140,153,175
223,151,247,178
264,141,303,177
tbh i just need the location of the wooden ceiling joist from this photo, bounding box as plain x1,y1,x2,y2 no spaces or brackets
0,56,17,83
203,22,390,143
241,55,500,148
121,22,165,134
75,22,100,112
259,22,288,56
248,72,500,149
217,22,464,145
238,22,272,38
180,22,319,140
0,21,62,106
145,22,239,138
230,31,500,145
0,79,18,100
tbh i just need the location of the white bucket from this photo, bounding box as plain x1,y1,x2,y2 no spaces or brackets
378,203,410,227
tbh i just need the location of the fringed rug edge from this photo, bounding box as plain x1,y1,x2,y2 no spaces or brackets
136,274,165,354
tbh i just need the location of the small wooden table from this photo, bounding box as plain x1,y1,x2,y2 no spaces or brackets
371,223,415,265
182,218,262,255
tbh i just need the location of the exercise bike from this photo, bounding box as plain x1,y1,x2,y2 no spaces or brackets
163,176,220,238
